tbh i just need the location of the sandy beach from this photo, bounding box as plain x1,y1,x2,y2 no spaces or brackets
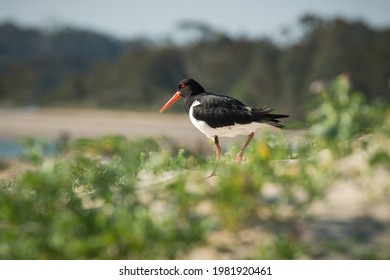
0,107,294,151
0,107,205,147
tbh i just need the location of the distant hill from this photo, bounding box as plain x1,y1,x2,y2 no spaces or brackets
0,23,123,102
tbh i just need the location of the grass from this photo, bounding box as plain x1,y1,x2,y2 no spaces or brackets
0,75,389,259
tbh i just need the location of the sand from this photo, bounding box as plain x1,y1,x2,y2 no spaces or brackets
0,107,203,146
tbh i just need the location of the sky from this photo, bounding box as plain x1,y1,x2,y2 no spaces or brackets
0,0,389,41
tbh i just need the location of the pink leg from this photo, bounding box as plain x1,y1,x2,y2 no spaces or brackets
208,136,222,177
236,132,255,164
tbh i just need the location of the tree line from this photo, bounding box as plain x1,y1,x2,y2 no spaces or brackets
0,14,389,118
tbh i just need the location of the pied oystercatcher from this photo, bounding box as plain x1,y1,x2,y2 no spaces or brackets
159,79,289,172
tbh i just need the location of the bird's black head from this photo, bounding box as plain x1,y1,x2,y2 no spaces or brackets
159,78,205,113
177,78,205,98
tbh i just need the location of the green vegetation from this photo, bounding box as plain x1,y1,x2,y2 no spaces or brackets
1,75,389,259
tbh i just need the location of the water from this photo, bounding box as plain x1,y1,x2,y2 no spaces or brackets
0,138,59,159
0,139,25,158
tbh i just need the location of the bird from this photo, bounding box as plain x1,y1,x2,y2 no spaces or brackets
159,78,289,175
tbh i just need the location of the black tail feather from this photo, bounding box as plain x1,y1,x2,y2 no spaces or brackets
265,114,289,128
252,107,289,128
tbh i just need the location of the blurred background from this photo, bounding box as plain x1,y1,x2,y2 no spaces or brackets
0,0,390,260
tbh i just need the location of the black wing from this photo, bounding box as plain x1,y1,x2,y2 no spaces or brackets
191,93,256,128
191,93,288,129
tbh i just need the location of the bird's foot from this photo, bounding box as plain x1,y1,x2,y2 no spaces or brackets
236,151,244,164
207,170,218,178
207,164,219,178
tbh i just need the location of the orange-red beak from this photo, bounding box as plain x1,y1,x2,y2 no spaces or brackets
159,91,182,113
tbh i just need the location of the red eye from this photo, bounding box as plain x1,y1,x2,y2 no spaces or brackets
180,82,186,88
